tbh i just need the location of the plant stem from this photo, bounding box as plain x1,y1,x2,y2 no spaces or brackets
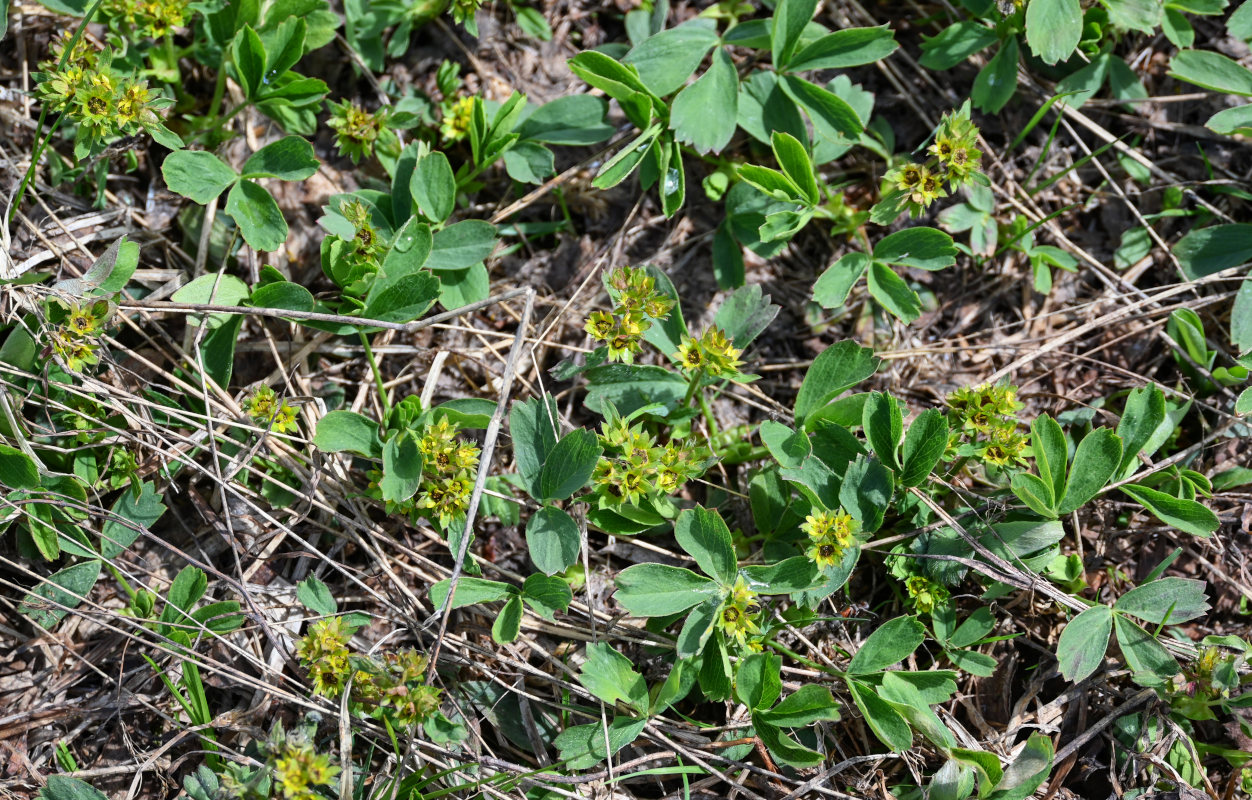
698,389,720,441
682,367,704,408
7,0,105,223
359,331,391,417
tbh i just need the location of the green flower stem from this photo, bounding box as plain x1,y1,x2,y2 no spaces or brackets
8,0,104,223
359,331,391,417
764,639,842,677
682,367,704,408
104,560,138,601
698,389,720,441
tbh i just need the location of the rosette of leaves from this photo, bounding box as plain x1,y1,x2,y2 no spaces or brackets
224,18,330,135
568,0,895,218
163,135,319,252
613,507,820,686
318,141,501,316
811,226,959,323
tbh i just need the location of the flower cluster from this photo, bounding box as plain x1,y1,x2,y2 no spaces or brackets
882,109,985,218
946,383,1029,469
327,100,386,163
324,200,385,299
296,619,445,731
675,327,743,378
584,266,675,363
415,418,480,529
43,299,111,373
440,95,475,143
718,575,762,649
102,0,191,38
803,508,859,571
33,40,172,158
365,417,481,530
591,416,710,508
905,575,950,614
243,385,299,434
271,734,339,800
296,617,353,698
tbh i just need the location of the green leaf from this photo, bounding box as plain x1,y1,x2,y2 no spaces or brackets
1113,614,1179,683
593,123,663,189
849,616,925,674
296,576,337,616
225,179,288,251
0,443,40,489
738,556,820,594
1059,428,1123,514
437,262,488,310
1232,278,1252,352
426,220,498,271
527,506,581,576
781,74,863,142
1207,103,1252,136
510,394,559,498
872,227,958,271
502,141,555,184
518,95,614,144
1113,576,1210,625
671,48,739,154
879,671,956,748
788,25,898,71
39,776,110,800
1169,49,1252,95
381,431,424,503
162,151,238,204
985,733,1053,800
738,164,807,204
430,576,515,609
20,560,102,629
735,652,782,710
538,428,602,501
849,680,913,751
1030,414,1068,503
675,506,738,586
614,563,720,616
770,130,819,205
713,284,781,350
492,594,523,643
772,0,819,68
1173,224,1252,279
1104,0,1162,31
521,573,572,620
1025,0,1082,65
360,271,441,324
101,481,166,558
812,252,870,309
676,596,721,658
411,150,457,223
760,420,812,469
900,408,948,488
1056,604,1112,682
251,281,314,312
862,392,903,472
554,717,648,770
840,454,894,533
583,363,687,417
757,684,841,726
230,25,266,98
313,410,382,458
1116,385,1166,476
754,717,825,768
866,260,922,323
971,37,1019,114
1122,483,1218,538
1012,472,1055,518
919,21,997,70
622,19,720,96
794,340,881,425
579,643,648,713
240,135,319,180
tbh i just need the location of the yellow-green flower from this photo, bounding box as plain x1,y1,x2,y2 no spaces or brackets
676,336,703,371
585,310,615,340
440,95,475,143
